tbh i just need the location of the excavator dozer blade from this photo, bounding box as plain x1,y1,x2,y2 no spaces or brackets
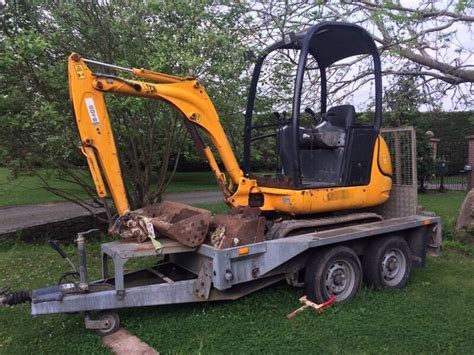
135,201,212,247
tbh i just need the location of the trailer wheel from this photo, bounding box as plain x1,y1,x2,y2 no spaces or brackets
93,311,120,337
305,246,362,304
363,236,412,289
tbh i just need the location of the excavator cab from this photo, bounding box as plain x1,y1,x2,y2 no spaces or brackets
244,22,384,189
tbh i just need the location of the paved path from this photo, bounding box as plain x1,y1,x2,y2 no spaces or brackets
163,190,222,205
0,190,223,235
102,328,159,355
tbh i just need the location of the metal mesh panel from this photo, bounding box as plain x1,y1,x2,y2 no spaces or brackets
381,127,417,186
375,127,417,218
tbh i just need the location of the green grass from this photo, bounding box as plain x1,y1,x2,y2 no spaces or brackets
1,195,472,354
418,190,467,238
0,168,90,206
123,252,474,354
162,171,216,193
0,239,108,354
0,168,216,206
193,201,229,213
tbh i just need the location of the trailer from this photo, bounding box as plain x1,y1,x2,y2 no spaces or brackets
1,127,442,335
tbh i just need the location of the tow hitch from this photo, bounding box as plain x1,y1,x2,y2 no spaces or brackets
1,229,98,307
0,287,31,306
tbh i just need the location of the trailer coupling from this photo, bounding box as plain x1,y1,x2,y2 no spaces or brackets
0,288,31,306
1,281,93,308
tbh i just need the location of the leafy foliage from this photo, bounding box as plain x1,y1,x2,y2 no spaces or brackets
414,111,474,174
383,75,437,190
384,73,433,126
0,1,251,208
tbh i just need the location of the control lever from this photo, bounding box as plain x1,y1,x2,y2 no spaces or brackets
305,107,323,125
274,111,291,126
304,107,316,117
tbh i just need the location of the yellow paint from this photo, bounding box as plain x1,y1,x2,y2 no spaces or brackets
238,247,250,255
229,136,392,214
80,146,107,197
68,53,392,218
68,54,130,215
327,189,351,201
378,137,392,176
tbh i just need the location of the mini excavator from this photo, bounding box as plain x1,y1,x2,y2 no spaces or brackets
68,22,392,249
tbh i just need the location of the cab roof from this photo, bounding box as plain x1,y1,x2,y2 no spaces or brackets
264,21,378,68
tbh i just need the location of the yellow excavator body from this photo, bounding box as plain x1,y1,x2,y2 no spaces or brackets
68,53,391,218
230,138,392,214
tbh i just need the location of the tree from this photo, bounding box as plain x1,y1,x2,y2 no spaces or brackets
2,0,471,212
384,69,434,126
240,0,474,110
0,1,251,210
384,75,435,191
416,130,436,193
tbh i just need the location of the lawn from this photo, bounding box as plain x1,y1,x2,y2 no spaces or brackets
1,192,473,354
0,168,90,206
163,171,217,193
418,191,467,239
0,168,216,206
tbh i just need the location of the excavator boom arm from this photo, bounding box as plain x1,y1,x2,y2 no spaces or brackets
68,53,242,216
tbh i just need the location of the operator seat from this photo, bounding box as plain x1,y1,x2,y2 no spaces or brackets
278,105,356,187
325,105,355,129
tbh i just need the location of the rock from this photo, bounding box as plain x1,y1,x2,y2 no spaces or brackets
455,189,474,231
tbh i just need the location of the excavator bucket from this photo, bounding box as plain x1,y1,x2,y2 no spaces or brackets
209,207,266,248
116,202,266,250
135,201,212,247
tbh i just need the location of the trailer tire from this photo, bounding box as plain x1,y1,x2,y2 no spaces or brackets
93,311,120,337
363,236,412,289
305,246,362,304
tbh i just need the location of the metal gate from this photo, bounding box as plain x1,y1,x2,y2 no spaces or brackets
424,170,469,191
423,142,469,192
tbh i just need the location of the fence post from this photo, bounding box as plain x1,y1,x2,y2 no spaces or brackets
428,137,440,161
466,136,474,190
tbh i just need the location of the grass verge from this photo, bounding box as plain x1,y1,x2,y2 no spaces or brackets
418,190,467,238
0,168,216,206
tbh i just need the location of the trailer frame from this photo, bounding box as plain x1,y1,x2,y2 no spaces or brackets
30,214,440,316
